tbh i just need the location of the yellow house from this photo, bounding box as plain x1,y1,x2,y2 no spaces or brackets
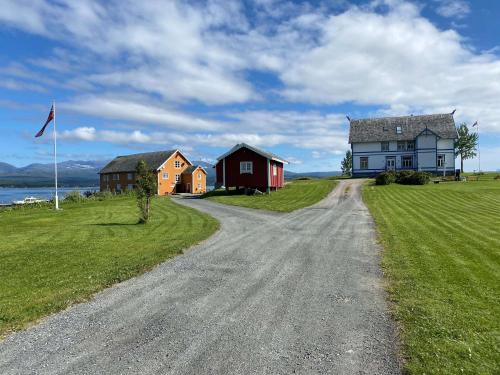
99,150,207,195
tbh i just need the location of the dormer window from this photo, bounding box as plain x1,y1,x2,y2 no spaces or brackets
396,126,402,134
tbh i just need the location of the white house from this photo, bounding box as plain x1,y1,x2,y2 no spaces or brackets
348,113,458,177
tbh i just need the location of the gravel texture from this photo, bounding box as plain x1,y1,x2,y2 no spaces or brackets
0,180,400,374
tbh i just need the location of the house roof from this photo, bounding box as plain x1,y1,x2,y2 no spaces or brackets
348,113,458,143
216,143,288,164
99,150,177,174
182,166,207,175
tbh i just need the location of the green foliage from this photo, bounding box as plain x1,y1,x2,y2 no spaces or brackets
0,195,218,337
394,170,430,185
341,150,352,176
205,179,336,212
375,171,396,185
63,190,85,203
455,123,478,172
363,180,500,374
135,160,157,223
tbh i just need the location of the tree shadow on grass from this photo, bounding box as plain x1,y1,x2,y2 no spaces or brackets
90,222,139,226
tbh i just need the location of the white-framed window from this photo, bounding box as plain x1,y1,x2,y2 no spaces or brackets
381,141,389,152
198,172,202,180
127,173,134,180
397,141,414,151
396,126,402,134
174,160,181,169
113,173,119,181
273,164,277,176
360,157,368,170
240,161,253,174
402,155,413,168
116,183,121,192
175,174,180,183
127,184,134,190
162,172,169,180
198,183,201,189
437,154,445,167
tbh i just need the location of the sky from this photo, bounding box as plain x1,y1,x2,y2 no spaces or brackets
0,0,499,172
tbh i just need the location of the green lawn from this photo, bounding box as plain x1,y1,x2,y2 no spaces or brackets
363,179,500,374
0,196,218,338
205,178,337,212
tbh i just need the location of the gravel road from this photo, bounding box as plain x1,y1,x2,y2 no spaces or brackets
0,179,400,374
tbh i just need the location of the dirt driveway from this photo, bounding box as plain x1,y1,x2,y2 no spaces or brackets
0,180,400,374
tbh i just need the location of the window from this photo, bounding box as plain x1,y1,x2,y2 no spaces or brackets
398,141,414,151
162,172,169,180
381,141,389,152
360,157,368,170
174,160,181,169
273,164,277,176
396,126,402,134
175,174,180,183
102,175,108,182
116,184,121,192
402,156,413,168
127,184,135,190
240,161,253,174
127,173,134,180
198,173,202,180
113,173,119,181
198,183,201,189
437,154,445,167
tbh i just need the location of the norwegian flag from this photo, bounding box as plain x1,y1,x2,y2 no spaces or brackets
35,105,55,137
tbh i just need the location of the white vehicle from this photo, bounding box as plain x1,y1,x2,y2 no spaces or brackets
12,196,48,205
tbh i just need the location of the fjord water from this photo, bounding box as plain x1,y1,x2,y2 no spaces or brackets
0,187,98,204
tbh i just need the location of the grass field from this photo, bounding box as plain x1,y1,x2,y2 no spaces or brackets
204,178,337,212
0,196,218,338
363,178,500,374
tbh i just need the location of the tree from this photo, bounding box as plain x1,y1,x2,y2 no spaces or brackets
341,149,352,176
135,160,157,223
455,123,478,173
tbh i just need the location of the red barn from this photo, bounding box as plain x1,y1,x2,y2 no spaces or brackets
215,143,288,193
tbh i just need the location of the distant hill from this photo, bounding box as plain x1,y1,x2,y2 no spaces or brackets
0,160,107,187
0,159,340,187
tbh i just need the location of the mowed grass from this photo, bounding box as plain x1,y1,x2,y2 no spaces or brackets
363,179,500,374
205,178,337,212
0,196,218,338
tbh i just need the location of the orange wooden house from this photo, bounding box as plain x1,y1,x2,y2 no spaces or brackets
99,150,207,195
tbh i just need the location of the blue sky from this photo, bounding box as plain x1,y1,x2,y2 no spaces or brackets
0,0,499,172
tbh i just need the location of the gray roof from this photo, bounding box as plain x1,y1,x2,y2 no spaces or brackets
99,150,177,174
348,113,458,143
217,143,288,164
182,166,197,175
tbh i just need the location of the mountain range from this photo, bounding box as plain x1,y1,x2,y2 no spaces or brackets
0,160,340,187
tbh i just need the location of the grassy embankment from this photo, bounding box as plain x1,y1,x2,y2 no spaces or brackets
204,178,337,212
0,196,218,338
363,175,500,374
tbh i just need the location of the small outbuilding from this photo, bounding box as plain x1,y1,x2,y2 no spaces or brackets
215,143,288,193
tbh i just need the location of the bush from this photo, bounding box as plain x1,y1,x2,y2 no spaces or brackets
375,171,396,185
64,190,85,203
294,177,312,180
395,170,430,185
90,191,115,201
494,175,500,180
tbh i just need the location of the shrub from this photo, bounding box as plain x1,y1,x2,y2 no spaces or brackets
375,171,396,185
395,170,431,185
64,190,85,203
294,177,312,180
91,191,115,201
395,170,415,184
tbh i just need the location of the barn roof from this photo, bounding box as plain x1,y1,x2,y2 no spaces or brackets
348,113,457,143
217,143,288,164
99,150,177,174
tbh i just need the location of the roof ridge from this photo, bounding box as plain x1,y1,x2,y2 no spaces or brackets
351,113,452,122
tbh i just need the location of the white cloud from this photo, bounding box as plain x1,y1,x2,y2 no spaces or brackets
435,0,470,19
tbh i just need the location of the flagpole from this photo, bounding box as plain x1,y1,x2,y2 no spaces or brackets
477,121,481,173
53,100,59,210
